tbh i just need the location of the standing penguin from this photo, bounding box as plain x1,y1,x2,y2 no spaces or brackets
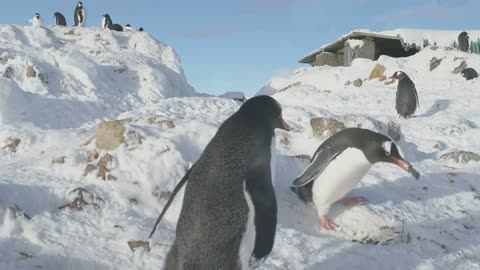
390,71,419,118
124,24,133,31
461,68,478,80
74,1,87,27
102,14,123,32
31,13,43,27
458,31,470,52
54,12,67,26
291,128,420,230
149,95,290,269
138,27,144,32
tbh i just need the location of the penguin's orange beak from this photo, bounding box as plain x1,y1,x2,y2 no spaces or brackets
391,157,420,179
280,118,290,131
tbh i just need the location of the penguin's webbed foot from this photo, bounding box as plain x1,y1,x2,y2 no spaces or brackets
320,216,337,231
339,196,368,206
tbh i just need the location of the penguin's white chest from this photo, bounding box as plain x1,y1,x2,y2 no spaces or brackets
32,17,43,27
239,182,256,270
312,148,372,215
78,9,87,26
270,139,277,186
101,17,106,29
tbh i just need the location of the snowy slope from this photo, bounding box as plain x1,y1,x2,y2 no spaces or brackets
1,29,480,270
0,25,196,129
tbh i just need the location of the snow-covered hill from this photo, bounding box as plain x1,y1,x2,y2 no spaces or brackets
0,25,196,129
1,26,480,270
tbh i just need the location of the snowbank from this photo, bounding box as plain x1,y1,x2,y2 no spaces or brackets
0,25,196,129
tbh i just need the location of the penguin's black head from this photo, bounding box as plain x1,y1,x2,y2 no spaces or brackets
389,71,407,81
139,27,144,32
77,1,83,7
238,95,290,134
34,13,40,19
365,137,420,180
460,31,469,40
126,24,131,27
461,69,466,77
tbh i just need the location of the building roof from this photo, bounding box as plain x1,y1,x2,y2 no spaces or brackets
299,29,480,64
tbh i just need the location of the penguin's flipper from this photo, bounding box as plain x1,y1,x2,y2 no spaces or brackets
292,145,342,187
413,86,420,107
148,164,195,239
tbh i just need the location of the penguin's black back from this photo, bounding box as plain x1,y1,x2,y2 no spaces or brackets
54,12,67,26
396,75,419,118
458,31,469,52
166,96,279,269
461,68,478,80
110,24,123,32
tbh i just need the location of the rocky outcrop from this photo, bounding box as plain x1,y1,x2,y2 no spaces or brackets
369,64,386,80
440,151,480,164
430,57,442,71
310,117,346,137
95,120,131,151
452,60,467,74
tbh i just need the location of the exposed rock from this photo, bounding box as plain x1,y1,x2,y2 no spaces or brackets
430,46,439,51
378,75,387,81
51,156,66,164
153,187,172,201
440,151,480,164
95,120,129,150
64,29,75,35
58,187,104,211
452,60,467,74
97,154,113,180
129,198,138,205
353,78,363,87
125,130,145,148
430,57,442,71
454,57,466,61
18,252,33,261
278,82,301,92
146,117,176,128
310,117,345,137
344,80,351,86
368,64,386,80
280,137,290,148
9,204,31,220
384,78,396,85
127,240,150,252
83,164,96,177
0,54,14,64
86,150,99,162
2,137,21,152
26,66,37,78
3,66,14,78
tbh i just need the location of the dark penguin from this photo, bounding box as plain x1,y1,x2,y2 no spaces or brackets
74,1,87,27
390,71,419,118
291,128,420,230
461,68,478,81
54,12,67,26
31,13,43,27
138,27,144,32
102,14,123,32
149,95,290,269
458,31,470,52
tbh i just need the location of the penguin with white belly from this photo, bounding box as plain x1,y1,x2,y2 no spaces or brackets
291,128,420,230
149,95,290,269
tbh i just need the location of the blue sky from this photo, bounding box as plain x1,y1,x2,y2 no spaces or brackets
2,0,480,95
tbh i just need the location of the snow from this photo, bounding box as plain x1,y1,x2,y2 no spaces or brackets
346,39,364,49
1,24,480,270
219,91,246,101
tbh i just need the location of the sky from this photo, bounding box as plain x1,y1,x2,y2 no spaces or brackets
2,0,480,96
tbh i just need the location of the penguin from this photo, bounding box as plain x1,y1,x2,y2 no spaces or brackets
54,12,67,26
124,24,134,31
74,1,87,27
461,68,478,81
291,128,420,230
31,13,43,27
138,27,144,32
458,31,470,52
389,71,419,118
149,95,290,269
102,14,123,32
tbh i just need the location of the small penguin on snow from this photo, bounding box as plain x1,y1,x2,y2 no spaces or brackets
138,27,144,32
31,13,43,27
74,1,87,27
102,14,123,32
458,31,470,53
149,95,290,269
54,12,67,26
390,71,420,118
461,68,478,81
291,128,420,230
124,24,133,31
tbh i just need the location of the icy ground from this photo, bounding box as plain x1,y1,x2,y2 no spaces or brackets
1,26,480,270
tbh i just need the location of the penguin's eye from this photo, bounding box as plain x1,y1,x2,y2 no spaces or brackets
382,141,392,156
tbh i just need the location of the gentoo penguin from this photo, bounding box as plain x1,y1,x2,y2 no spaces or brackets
74,1,87,27
390,71,419,118
102,14,123,32
54,12,67,26
461,68,478,81
31,13,43,27
124,24,133,31
149,95,290,269
291,128,420,230
138,27,144,32
458,31,470,52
